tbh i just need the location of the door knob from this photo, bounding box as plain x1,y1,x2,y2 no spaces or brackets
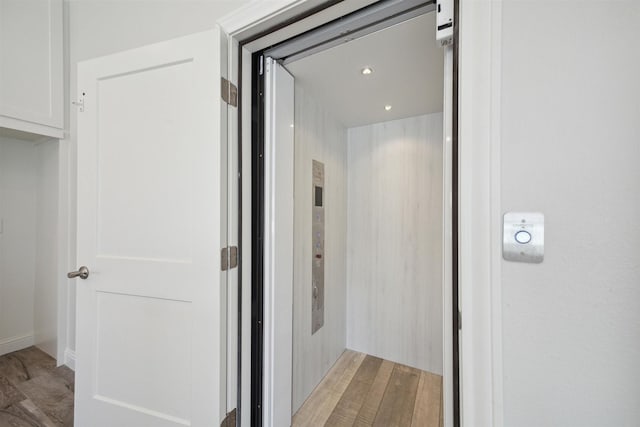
68,266,90,280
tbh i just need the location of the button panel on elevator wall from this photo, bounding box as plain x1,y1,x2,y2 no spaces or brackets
311,160,325,334
503,212,544,263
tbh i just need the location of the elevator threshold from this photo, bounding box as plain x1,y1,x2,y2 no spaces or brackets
293,350,443,427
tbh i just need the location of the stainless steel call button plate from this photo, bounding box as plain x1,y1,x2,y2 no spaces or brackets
503,212,544,263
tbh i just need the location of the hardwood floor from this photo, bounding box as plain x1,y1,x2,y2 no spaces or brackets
293,350,443,427
0,346,74,427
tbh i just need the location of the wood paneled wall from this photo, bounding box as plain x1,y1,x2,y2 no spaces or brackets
346,113,443,375
292,84,348,412
292,109,444,412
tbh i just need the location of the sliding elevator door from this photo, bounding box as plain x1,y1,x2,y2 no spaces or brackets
262,57,295,427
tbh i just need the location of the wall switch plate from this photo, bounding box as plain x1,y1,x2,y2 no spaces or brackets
503,212,544,263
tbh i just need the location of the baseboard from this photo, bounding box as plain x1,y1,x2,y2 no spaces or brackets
64,348,76,371
0,334,35,356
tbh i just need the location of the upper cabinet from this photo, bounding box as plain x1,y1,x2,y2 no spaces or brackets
0,0,63,138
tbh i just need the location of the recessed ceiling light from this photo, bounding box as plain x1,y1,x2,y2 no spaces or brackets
384,105,392,111
361,67,373,75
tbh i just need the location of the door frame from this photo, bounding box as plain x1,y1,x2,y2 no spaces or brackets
218,0,504,426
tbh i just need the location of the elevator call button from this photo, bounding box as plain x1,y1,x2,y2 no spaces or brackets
515,230,532,244
503,212,544,263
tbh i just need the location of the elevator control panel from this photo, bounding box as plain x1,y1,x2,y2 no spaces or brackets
503,212,544,263
312,160,325,334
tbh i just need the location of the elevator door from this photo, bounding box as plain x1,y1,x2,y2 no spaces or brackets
262,57,295,427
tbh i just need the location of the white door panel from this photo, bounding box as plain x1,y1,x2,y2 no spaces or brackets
76,28,228,427
263,57,294,427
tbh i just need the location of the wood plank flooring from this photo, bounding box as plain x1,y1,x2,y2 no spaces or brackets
0,346,74,427
293,350,443,427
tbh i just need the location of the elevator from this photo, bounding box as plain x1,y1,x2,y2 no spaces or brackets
251,4,452,425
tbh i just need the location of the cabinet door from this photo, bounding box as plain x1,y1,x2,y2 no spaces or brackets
0,0,63,135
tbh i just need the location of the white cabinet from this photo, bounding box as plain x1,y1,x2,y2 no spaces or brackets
0,0,63,138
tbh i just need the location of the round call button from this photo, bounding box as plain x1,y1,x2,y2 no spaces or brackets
515,230,532,244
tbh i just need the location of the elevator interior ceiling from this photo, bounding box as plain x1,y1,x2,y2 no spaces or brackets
286,11,443,128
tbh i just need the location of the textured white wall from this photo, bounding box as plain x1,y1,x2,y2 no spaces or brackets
292,83,348,413
346,113,443,375
0,137,37,355
500,2,640,425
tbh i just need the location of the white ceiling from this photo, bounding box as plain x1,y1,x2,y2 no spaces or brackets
286,11,443,128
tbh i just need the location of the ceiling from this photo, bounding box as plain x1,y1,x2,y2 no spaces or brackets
285,11,444,128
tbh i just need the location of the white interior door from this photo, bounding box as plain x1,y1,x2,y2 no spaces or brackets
74,28,230,427
263,57,295,427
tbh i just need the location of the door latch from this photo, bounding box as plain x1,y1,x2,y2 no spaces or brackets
72,91,86,112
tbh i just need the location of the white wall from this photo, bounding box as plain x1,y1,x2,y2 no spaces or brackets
346,113,443,375
500,1,640,425
34,140,59,357
64,0,249,355
0,136,59,358
292,83,348,412
0,137,37,355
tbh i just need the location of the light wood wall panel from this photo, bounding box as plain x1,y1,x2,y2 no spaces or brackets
292,84,348,412
346,113,443,375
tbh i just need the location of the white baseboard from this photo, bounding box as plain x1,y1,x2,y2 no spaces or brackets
0,334,35,356
64,348,76,371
